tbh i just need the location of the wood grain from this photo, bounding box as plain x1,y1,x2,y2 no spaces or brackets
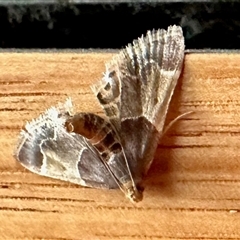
1,51,240,239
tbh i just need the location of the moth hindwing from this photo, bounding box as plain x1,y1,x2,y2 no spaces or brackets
14,25,185,203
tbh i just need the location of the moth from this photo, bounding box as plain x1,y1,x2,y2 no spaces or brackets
14,25,185,203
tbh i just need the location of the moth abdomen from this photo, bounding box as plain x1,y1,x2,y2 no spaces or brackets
65,113,122,157
93,131,122,154
65,112,104,138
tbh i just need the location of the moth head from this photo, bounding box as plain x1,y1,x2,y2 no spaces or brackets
125,183,144,203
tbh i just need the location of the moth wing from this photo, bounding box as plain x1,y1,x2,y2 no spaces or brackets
92,25,185,183
14,99,118,189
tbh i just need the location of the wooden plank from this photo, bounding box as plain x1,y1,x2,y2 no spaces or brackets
1,51,240,239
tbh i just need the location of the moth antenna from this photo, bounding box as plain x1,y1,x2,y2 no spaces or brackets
162,111,194,136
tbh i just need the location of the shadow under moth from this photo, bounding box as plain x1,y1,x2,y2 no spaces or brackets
14,25,185,203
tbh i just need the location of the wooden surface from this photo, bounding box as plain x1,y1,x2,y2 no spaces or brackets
1,51,240,239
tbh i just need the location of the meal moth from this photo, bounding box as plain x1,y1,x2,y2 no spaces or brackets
14,25,185,203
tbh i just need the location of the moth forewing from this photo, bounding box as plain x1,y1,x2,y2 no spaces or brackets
92,25,185,189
